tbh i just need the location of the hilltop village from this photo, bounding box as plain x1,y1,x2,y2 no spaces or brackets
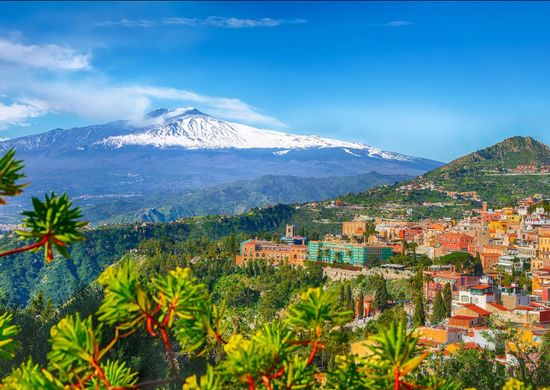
235,195,550,359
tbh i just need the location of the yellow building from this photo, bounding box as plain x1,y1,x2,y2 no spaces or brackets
489,221,508,236
532,257,550,271
342,221,368,237
501,209,521,223
538,228,550,260
532,267,550,299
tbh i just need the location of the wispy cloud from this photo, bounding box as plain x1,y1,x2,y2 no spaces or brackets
126,86,286,127
0,79,286,130
366,20,413,28
96,16,307,29
0,34,285,131
0,100,48,129
0,38,91,70
385,20,412,27
96,18,154,28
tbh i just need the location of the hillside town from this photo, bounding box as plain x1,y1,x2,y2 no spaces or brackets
235,195,550,367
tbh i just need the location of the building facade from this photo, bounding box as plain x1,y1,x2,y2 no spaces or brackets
307,241,392,267
439,232,474,253
235,240,307,266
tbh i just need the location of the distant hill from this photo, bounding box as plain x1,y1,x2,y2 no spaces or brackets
427,136,550,177
343,136,550,217
101,172,411,224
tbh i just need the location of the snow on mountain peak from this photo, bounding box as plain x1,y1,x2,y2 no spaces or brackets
98,109,413,161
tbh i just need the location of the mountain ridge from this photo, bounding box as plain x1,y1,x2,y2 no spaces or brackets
101,171,412,224
0,109,441,224
0,108,435,165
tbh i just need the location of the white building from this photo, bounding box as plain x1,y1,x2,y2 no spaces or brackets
496,254,531,274
456,284,496,309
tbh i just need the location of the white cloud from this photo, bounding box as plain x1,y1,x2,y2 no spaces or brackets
385,20,412,27
0,38,91,70
95,19,154,28
96,16,307,29
127,86,286,127
0,36,285,131
0,101,48,129
366,21,413,28
163,16,307,28
0,79,285,130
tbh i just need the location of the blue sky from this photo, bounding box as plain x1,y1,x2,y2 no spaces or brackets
0,1,550,161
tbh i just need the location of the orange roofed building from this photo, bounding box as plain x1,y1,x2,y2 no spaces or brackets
423,267,483,301
480,252,501,273
438,232,474,253
532,267,550,301
235,239,307,267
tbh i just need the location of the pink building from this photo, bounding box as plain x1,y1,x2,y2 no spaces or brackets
423,267,483,301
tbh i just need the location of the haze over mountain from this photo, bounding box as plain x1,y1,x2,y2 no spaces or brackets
0,108,441,223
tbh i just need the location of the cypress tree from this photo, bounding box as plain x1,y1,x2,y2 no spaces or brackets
253,260,260,276
412,293,426,327
443,283,452,317
358,291,365,319
339,284,345,307
431,291,447,324
348,290,355,313
474,252,483,275
373,276,389,312
345,284,353,311
246,260,254,276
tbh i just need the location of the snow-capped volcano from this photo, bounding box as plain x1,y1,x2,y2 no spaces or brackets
0,107,443,225
99,108,412,161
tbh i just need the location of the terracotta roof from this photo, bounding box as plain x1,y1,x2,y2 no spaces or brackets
480,253,501,258
426,271,463,279
450,315,477,321
470,284,492,290
418,339,443,347
441,232,472,238
514,306,534,311
487,302,509,312
462,304,491,316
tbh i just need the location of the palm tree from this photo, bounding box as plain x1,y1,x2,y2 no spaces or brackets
401,238,408,256
423,273,433,302
407,241,419,260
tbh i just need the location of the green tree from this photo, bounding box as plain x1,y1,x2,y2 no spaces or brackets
357,291,364,319
345,284,353,310
431,291,447,324
0,149,86,263
408,241,419,260
26,291,55,322
413,293,426,327
373,276,390,312
442,282,453,317
428,348,506,390
212,274,259,308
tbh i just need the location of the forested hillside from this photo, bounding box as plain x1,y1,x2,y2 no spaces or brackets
0,205,297,306
342,136,550,215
